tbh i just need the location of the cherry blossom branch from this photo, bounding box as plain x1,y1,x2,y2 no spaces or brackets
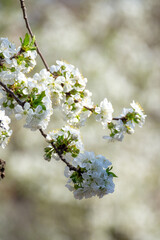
0,80,79,173
2,0,81,174
18,0,81,172
19,0,50,72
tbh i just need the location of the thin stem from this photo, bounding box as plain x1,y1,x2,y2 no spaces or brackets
83,106,126,122
0,81,25,107
19,0,50,72
10,48,23,60
84,106,94,112
39,129,79,172
112,117,127,121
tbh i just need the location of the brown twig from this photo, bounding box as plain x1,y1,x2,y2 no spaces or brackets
0,81,25,107
19,0,50,72
113,117,127,122
84,106,94,112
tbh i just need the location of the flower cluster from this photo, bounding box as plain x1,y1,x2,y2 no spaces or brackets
65,151,116,199
103,101,147,141
0,36,37,84
0,34,147,199
0,109,12,149
44,126,84,161
50,61,93,127
0,35,53,130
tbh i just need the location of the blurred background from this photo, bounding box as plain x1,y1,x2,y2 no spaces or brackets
0,0,160,239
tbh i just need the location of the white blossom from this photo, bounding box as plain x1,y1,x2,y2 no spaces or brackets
33,69,53,89
0,38,17,63
95,98,114,128
65,151,115,199
49,61,93,127
103,120,125,142
14,89,53,131
130,100,147,127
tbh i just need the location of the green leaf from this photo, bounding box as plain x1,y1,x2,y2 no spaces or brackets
9,103,15,109
108,172,118,178
133,118,139,124
61,65,66,71
3,102,8,108
35,91,46,103
20,33,36,51
10,67,16,72
108,122,114,129
0,65,7,71
0,53,4,59
44,146,54,161
30,46,37,50
23,33,30,46
41,104,46,111
20,37,23,44
106,166,118,178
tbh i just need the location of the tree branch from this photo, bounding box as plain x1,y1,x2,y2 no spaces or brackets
19,0,50,72
0,81,25,107
0,0,80,174
19,0,80,172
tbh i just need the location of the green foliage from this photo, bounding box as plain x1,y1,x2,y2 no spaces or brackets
70,170,84,189
53,130,80,157
108,122,115,130
44,129,81,161
10,67,16,72
20,33,36,52
44,146,54,161
27,90,46,111
0,65,7,72
0,53,4,59
106,166,118,178
107,122,119,138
